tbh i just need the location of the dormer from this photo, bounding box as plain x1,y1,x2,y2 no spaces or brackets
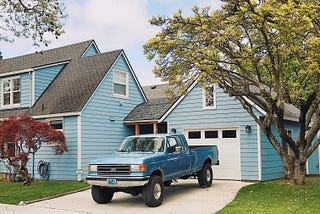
82,41,100,57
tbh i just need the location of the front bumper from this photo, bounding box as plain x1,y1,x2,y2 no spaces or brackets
86,175,150,187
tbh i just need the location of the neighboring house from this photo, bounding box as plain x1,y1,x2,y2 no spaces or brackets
125,82,320,181
0,40,146,181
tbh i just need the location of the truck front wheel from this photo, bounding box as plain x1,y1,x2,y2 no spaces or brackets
142,175,164,207
197,163,213,188
91,185,114,204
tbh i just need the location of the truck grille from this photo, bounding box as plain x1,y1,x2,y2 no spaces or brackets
97,165,130,176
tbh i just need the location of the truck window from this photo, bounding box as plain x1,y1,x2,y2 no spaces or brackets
167,137,178,153
119,137,165,152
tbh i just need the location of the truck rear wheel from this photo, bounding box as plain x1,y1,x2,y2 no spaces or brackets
91,185,114,204
142,175,164,207
197,163,213,188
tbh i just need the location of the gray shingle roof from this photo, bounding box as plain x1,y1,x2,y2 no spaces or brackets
125,83,182,122
247,85,300,122
0,40,122,118
0,40,93,74
28,50,122,116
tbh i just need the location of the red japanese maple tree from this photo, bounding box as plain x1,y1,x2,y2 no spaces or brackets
0,115,67,185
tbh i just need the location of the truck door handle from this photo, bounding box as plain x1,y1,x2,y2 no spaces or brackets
168,157,178,161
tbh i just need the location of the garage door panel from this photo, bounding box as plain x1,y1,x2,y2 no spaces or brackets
184,128,241,180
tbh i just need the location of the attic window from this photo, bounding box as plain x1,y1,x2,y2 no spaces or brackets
113,70,128,98
1,76,20,108
203,84,216,109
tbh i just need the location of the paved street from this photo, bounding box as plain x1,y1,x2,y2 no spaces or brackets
0,180,251,214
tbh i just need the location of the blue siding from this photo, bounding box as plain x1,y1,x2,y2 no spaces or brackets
81,54,145,179
20,73,32,107
164,84,261,180
260,121,301,181
83,44,98,56
29,116,78,180
308,148,319,174
34,64,64,102
260,132,283,181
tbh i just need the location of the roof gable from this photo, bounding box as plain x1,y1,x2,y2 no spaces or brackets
82,41,100,57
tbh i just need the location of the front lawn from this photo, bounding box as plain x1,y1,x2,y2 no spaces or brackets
217,177,320,213
0,180,89,205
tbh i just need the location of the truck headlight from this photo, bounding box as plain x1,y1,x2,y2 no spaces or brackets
88,164,98,172
130,164,146,172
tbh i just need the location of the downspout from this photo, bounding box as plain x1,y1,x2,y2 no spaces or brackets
257,123,262,181
76,115,82,181
31,71,35,105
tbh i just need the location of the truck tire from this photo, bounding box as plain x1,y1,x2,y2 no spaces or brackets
91,185,114,204
142,175,164,207
197,163,213,188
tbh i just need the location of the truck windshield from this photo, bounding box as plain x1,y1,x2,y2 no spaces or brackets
118,137,165,152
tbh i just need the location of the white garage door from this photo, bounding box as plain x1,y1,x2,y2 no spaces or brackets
184,128,241,180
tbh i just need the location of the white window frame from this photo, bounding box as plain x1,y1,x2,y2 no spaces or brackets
1,76,21,108
113,69,129,99
202,84,216,109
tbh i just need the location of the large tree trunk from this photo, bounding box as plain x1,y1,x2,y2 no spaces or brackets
282,155,295,182
293,158,306,185
282,154,306,185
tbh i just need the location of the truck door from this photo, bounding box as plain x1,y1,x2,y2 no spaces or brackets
176,135,191,175
164,137,184,179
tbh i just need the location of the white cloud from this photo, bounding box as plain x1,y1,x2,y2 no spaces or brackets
57,0,155,51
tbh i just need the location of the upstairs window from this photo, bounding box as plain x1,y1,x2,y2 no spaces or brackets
203,84,216,109
113,70,128,98
1,77,20,108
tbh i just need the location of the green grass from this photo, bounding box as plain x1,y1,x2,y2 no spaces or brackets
217,177,320,214
0,180,89,205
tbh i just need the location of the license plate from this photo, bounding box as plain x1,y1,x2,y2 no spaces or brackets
107,178,117,185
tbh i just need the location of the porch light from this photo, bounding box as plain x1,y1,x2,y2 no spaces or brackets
245,125,251,133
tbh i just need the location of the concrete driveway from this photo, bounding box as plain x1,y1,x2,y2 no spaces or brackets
0,179,250,214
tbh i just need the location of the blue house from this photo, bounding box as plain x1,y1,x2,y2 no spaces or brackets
125,82,320,181
0,40,146,181
0,40,318,181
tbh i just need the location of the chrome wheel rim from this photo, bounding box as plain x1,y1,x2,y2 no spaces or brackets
206,168,211,183
153,183,162,200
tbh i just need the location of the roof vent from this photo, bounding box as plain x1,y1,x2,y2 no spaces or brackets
151,85,157,89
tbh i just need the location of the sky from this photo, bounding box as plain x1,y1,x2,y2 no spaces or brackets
1,0,223,86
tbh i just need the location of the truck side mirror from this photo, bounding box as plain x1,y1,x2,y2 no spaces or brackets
175,146,182,153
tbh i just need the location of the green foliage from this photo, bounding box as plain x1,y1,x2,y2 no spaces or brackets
0,180,89,205
218,177,320,213
144,0,320,184
144,0,320,105
0,0,67,46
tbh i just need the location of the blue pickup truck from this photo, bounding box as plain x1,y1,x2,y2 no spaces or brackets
86,133,219,207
